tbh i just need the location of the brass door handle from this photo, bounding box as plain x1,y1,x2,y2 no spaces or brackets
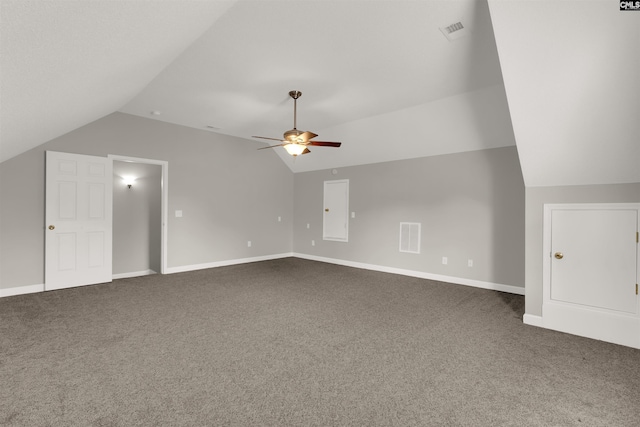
325,208,329,212
48,225,55,230
554,252,563,259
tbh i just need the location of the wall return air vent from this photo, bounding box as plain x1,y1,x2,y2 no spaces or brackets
399,222,421,254
440,21,468,41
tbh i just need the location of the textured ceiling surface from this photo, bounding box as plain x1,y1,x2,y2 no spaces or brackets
1,0,637,185
1,0,510,172
0,0,235,162
489,0,640,186
119,0,511,172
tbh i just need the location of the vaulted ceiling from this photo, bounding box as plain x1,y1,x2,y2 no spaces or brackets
1,0,638,186
489,0,639,187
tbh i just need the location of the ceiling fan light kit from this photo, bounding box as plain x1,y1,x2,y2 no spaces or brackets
283,143,306,156
253,90,342,157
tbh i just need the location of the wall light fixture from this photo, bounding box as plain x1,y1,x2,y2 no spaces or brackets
123,176,136,189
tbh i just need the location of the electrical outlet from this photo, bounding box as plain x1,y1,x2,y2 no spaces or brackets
307,223,310,229
175,210,183,218
278,216,281,222
351,212,355,218
468,259,473,267
311,240,315,246
247,241,252,247
442,257,448,265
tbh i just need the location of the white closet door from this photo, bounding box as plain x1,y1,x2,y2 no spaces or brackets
323,179,349,242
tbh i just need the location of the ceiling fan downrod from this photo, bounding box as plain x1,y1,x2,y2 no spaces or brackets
289,90,301,130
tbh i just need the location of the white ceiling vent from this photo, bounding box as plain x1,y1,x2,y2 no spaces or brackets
440,21,468,41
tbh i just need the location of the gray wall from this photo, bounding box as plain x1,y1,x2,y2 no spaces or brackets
113,161,162,275
525,183,640,316
0,112,293,289
293,146,525,288
3,109,636,320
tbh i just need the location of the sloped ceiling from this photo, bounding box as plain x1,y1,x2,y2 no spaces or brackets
1,0,512,172
0,0,236,162
1,1,636,185
119,0,512,173
488,0,639,187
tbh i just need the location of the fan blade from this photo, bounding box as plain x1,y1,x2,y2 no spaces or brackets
301,148,311,155
257,144,285,150
308,141,341,147
297,131,318,142
252,136,284,142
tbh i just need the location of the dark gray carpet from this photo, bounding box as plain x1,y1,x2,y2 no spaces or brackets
1,258,638,426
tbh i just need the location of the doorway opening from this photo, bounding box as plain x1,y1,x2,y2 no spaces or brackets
109,155,168,277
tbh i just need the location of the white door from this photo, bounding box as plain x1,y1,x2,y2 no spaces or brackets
45,151,113,290
323,179,349,242
543,204,640,348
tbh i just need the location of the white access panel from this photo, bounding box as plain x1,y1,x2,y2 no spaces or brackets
323,179,349,242
551,209,637,313
542,203,640,348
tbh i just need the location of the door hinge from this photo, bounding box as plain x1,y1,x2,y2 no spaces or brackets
636,284,638,295
636,231,639,243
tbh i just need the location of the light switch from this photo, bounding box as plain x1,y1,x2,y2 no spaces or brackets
175,210,183,218
351,212,355,218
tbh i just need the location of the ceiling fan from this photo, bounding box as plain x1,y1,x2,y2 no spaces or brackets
253,90,342,156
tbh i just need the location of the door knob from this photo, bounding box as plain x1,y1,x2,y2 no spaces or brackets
554,252,563,259
325,208,329,212
48,225,55,230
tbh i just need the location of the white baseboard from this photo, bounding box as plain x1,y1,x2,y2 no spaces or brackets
523,313,543,327
543,302,640,349
165,252,294,274
0,283,44,298
1,253,525,299
112,269,157,280
293,253,525,295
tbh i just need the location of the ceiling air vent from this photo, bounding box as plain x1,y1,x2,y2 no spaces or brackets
440,21,468,41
